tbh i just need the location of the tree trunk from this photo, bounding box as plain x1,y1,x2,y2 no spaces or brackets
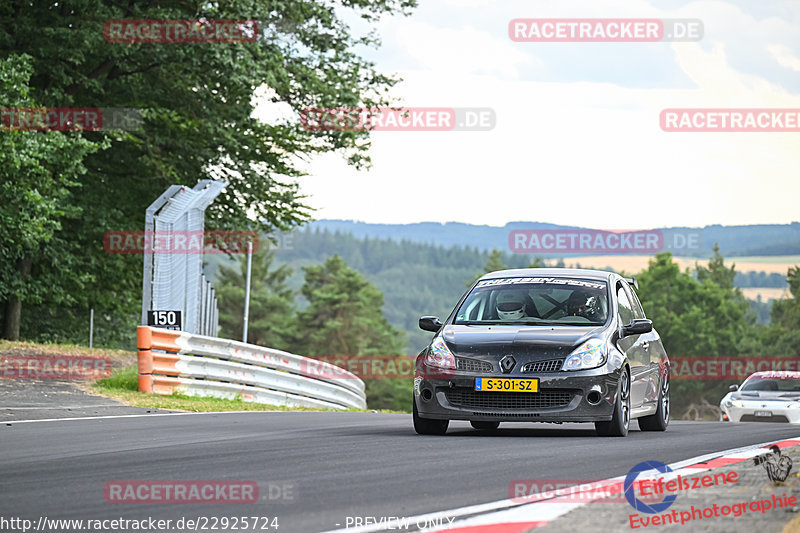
2,258,32,341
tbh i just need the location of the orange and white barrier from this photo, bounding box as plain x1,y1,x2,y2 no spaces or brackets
137,326,366,409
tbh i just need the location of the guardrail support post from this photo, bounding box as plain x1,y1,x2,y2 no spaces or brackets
137,326,154,393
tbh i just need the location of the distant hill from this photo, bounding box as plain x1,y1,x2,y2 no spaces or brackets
309,220,800,258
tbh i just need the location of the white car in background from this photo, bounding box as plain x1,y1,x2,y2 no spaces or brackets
720,371,800,423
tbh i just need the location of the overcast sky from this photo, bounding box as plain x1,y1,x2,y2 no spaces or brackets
264,0,800,229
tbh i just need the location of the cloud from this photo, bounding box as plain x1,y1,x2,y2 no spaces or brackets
393,20,537,80
768,44,800,72
279,0,800,228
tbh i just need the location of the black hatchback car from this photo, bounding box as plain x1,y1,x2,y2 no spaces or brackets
413,268,669,436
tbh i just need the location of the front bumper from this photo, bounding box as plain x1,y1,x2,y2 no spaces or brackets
414,364,622,423
721,403,800,424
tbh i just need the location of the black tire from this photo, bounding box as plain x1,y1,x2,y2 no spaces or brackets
470,421,500,430
595,368,630,437
413,400,448,435
638,373,669,431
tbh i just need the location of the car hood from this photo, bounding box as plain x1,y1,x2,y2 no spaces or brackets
441,324,604,360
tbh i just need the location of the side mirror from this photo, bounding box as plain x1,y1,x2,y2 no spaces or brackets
622,318,652,337
729,384,739,392
419,316,443,332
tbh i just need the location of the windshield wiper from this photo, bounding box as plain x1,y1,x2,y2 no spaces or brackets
455,320,546,326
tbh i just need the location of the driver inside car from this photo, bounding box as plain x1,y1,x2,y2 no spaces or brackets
495,291,530,320
567,291,592,318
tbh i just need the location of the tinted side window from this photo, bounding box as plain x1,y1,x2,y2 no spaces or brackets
616,285,634,325
623,283,646,319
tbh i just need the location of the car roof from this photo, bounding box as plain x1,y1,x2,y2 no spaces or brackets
748,371,800,378
478,268,615,281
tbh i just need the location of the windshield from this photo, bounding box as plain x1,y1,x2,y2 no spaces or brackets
740,374,800,392
454,277,609,326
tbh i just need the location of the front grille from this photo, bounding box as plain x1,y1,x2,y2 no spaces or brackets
456,357,493,373
740,415,789,423
444,388,574,410
521,359,564,373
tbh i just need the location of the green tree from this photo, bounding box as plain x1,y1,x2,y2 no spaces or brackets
468,248,507,285
0,54,101,340
0,0,417,342
637,251,750,357
636,251,757,418
484,248,507,273
760,266,800,355
297,255,407,410
770,266,800,329
528,257,545,268
297,255,405,357
696,243,736,290
216,247,296,351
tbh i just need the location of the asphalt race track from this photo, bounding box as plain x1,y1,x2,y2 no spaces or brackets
2,412,800,532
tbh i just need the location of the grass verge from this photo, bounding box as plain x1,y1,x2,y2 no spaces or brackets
91,365,378,413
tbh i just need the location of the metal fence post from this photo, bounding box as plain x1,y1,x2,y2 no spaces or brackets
242,241,253,342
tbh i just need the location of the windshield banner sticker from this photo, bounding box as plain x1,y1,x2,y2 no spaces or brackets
476,277,606,290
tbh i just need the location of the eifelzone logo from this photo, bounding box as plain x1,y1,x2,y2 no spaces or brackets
625,461,677,514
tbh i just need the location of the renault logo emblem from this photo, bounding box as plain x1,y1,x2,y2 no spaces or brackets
500,355,516,373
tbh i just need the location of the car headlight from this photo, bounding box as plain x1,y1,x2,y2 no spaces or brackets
731,400,744,408
425,337,456,370
723,400,733,408
562,340,607,371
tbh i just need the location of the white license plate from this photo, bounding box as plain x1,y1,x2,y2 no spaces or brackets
755,411,772,417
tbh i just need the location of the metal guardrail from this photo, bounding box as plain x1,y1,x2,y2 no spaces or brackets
137,326,367,410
